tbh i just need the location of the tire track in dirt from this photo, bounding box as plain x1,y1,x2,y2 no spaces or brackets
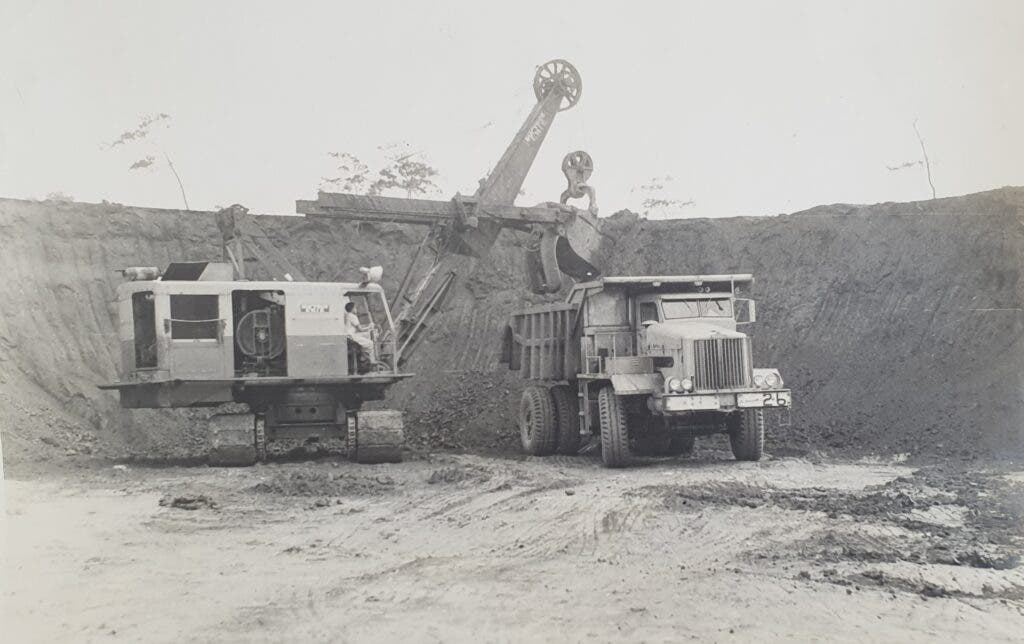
12,455,1020,641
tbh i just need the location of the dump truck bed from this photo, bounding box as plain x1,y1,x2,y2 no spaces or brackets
500,303,580,381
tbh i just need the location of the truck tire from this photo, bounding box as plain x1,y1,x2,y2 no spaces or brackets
598,385,631,467
550,385,581,455
729,409,764,461
520,386,557,456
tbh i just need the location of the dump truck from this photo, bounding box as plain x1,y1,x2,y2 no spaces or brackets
500,274,791,466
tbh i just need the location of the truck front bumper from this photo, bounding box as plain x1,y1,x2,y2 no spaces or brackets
654,389,791,413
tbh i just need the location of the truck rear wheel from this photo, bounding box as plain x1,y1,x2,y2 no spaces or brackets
550,385,580,455
520,386,557,456
598,385,631,467
728,409,764,461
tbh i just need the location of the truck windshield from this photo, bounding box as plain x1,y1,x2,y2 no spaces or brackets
662,299,733,319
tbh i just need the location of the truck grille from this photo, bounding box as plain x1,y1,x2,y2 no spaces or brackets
693,338,751,390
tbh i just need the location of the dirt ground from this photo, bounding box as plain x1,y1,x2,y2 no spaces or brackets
5,446,1023,642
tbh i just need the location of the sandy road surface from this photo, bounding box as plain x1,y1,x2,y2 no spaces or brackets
4,450,1023,643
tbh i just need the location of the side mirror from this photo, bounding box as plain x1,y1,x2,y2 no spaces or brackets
735,299,756,324
641,319,657,327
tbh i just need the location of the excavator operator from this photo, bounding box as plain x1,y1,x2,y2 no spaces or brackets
345,301,374,373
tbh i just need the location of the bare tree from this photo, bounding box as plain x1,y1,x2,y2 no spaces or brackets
105,113,190,209
913,119,936,199
886,119,937,200
321,144,440,198
321,152,371,193
886,160,923,172
42,191,74,203
632,175,695,219
369,154,440,197
108,113,170,147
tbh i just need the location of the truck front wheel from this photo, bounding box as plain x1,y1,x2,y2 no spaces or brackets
728,409,765,461
598,385,631,467
520,386,557,456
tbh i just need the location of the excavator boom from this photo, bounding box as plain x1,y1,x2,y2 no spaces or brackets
298,193,575,230
295,59,600,364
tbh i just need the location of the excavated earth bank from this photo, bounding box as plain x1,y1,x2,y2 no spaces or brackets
1,188,1022,464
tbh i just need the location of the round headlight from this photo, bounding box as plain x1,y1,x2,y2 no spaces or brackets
765,372,783,388
753,373,767,388
681,377,694,392
667,377,684,393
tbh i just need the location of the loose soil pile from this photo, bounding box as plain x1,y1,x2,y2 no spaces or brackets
1,187,1021,463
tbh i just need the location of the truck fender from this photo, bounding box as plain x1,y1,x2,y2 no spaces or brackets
610,373,661,395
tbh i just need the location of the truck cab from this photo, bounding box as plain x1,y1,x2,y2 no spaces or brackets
502,274,791,467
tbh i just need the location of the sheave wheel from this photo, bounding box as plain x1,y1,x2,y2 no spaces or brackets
598,385,631,467
520,385,557,455
533,59,582,110
729,409,765,461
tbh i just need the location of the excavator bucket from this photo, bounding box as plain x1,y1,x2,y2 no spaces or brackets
555,234,600,282
525,229,600,294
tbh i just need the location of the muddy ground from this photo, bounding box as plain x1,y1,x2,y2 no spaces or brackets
5,445,1023,642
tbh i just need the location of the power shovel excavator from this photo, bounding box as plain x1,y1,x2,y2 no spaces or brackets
296,59,602,365
100,59,603,467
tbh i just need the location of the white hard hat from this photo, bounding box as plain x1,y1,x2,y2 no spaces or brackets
359,266,384,283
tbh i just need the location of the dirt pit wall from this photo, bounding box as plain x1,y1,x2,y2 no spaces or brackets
1,188,1022,463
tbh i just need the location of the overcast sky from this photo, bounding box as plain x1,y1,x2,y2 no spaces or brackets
1,1,1021,218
